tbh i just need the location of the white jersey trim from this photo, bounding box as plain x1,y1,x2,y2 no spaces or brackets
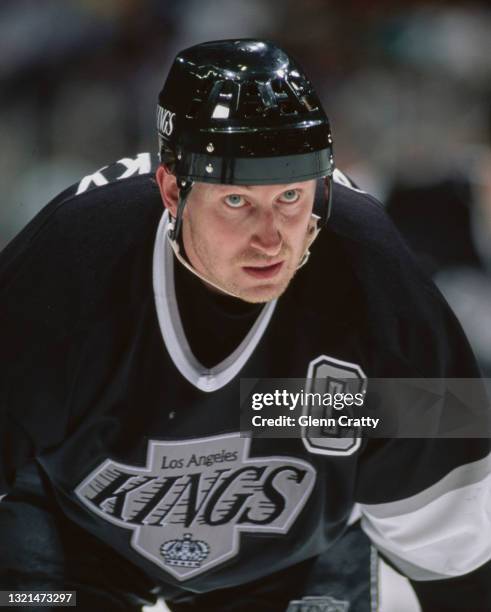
360,452,491,581
332,168,365,193
153,211,277,393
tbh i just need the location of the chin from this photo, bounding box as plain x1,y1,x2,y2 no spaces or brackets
233,280,291,304
233,268,298,303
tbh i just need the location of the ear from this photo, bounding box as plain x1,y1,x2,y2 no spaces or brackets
155,164,179,217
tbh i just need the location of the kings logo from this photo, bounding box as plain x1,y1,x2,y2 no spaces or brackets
75,433,316,580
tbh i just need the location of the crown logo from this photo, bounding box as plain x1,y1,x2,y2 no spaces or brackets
160,533,210,568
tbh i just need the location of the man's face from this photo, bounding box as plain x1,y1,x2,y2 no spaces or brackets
157,169,317,303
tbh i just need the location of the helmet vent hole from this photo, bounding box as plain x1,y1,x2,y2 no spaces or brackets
239,82,264,118
279,101,299,116
185,81,214,119
219,80,235,96
289,76,306,95
186,98,203,119
243,82,260,98
299,93,319,112
271,79,289,99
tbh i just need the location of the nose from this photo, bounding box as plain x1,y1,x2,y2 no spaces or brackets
249,209,282,256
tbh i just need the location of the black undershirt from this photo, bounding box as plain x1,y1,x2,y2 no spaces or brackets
173,257,263,369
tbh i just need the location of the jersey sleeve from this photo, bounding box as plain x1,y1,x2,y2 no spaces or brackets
355,276,491,610
0,195,85,495
359,439,491,610
0,154,159,496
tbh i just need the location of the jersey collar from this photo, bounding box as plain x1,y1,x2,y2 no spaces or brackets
153,211,277,392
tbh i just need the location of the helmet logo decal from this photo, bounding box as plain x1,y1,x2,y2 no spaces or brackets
157,105,176,138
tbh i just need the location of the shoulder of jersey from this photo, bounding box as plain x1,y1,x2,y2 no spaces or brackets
319,170,443,317
56,152,160,208
0,153,161,296
330,169,395,248
326,169,431,277
326,169,432,280
313,171,470,379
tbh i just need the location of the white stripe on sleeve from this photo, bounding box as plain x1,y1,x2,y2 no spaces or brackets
360,453,491,581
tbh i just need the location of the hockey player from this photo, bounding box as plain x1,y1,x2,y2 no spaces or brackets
1,39,491,611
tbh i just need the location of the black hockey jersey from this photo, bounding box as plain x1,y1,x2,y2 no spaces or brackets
1,153,491,609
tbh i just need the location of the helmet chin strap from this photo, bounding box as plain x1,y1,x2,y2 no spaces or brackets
166,217,243,299
298,214,321,269
168,179,193,241
166,179,243,298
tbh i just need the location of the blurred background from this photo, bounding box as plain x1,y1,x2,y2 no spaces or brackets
2,0,490,378
2,1,491,609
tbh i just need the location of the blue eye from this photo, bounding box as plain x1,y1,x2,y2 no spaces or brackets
224,194,245,208
279,189,300,203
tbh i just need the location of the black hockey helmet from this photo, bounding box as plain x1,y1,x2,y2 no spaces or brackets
157,39,334,240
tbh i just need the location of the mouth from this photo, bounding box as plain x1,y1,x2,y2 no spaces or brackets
242,261,284,279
